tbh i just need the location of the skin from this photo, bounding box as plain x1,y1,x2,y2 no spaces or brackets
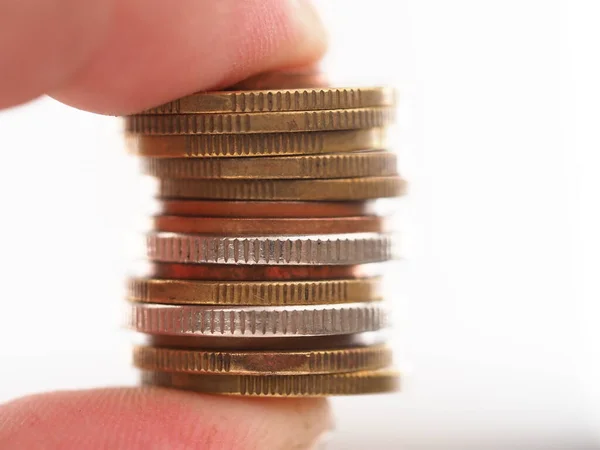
0,0,332,448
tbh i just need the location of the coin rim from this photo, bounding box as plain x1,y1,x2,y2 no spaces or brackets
126,128,387,158
128,301,387,337
133,344,392,374
141,151,397,180
127,277,383,305
140,87,395,114
126,107,395,135
146,232,396,265
140,369,400,396
152,216,388,235
157,176,407,201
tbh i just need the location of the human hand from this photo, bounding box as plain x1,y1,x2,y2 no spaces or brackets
0,1,331,448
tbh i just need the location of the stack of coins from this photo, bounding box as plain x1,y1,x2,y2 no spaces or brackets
124,81,406,396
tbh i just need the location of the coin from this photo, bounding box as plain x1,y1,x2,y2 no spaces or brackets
129,302,387,337
140,331,389,351
126,107,394,135
155,200,394,218
146,232,395,265
228,70,329,90
158,176,406,201
141,151,397,180
127,277,382,305
141,87,395,114
152,216,387,235
141,369,400,396
126,128,386,158
133,345,392,374
148,263,387,281
155,200,397,218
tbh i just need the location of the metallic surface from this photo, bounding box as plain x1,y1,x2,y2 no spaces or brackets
155,199,397,218
157,176,407,201
147,262,388,281
128,302,387,337
127,277,382,305
126,128,386,158
146,232,395,265
141,87,395,114
141,151,397,179
126,107,394,135
152,216,388,235
228,70,330,90
141,369,400,396
124,80,401,396
133,345,392,374
138,331,389,350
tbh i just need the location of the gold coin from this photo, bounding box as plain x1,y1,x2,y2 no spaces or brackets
133,345,392,375
157,176,406,201
127,128,386,158
126,107,394,135
141,151,397,179
141,369,400,397
127,277,382,305
141,87,395,114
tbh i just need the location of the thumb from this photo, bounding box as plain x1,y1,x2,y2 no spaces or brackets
0,387,332,450
0,0,327,114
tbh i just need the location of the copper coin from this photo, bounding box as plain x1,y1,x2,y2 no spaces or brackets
152,216,387,235
155,200,396,218
148,263,386,281
157,176,406,201
139,331,389,351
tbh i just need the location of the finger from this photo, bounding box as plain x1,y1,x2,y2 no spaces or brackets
0,387,332,450
0,0,327,114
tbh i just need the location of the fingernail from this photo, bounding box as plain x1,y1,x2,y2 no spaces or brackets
285,0,328,57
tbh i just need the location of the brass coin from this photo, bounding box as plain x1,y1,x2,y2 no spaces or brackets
158,176,407,201
152,216,387,235
148,263,387,281
127,277,382,305
126,107,394,135
141,87,395,114
156,200,396,218
141,151,397,180
127,128,386,158
133,345,392,375
141,369,400,397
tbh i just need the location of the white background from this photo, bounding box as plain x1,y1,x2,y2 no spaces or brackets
0,1,599,449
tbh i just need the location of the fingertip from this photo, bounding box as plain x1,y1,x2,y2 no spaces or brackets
50,0,328,115
0,387,332,450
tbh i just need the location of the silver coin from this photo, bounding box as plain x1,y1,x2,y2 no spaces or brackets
129,302,387,337
146,232,396,265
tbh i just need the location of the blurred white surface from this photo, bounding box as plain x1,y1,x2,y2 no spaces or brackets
0,1,599,449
